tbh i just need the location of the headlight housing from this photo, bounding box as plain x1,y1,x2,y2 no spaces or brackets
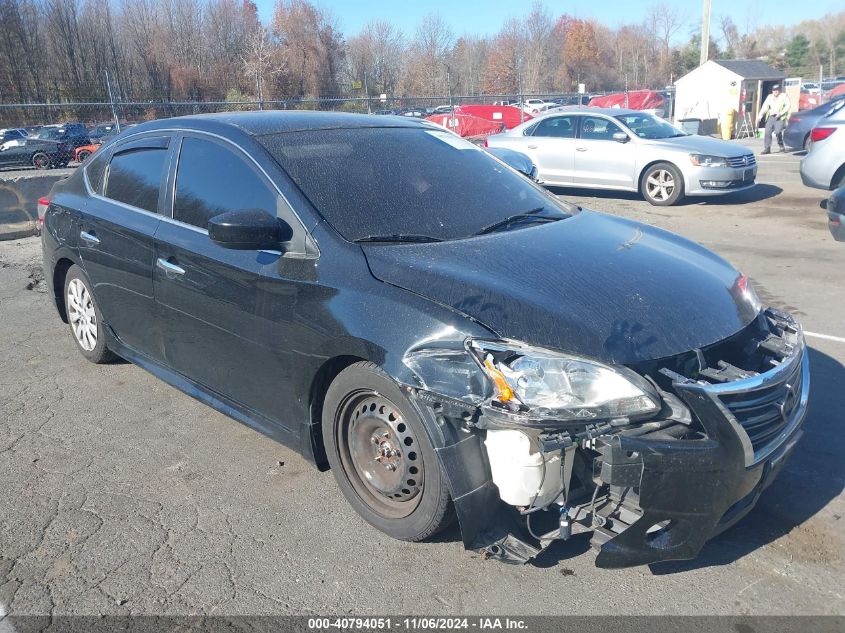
468,340,660,422
689,153,728,167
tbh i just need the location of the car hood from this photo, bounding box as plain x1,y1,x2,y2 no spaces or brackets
362,211,760,365
643,135,751,157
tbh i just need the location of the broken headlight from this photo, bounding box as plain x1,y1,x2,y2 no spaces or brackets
469,340,660,422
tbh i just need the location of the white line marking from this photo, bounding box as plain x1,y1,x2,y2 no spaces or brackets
805,331,845,343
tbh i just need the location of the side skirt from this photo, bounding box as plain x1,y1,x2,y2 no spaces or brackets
104,327,302,455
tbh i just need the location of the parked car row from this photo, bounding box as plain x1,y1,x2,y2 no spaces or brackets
0,120,139,170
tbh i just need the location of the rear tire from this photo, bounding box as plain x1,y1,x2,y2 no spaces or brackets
32,152,50,169
832,165,845,190
63,265,116,364
641,162,684,206
322,361,455,542
77,150,92,162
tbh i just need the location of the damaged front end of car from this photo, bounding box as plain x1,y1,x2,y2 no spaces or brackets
395,307,810,568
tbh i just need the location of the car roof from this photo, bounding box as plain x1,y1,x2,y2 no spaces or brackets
540,107,643,117
127,111,431,137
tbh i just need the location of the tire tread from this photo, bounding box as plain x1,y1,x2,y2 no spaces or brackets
323,361,455,542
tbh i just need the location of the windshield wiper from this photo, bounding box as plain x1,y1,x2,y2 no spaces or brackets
476,207,561,236
354,234,443,244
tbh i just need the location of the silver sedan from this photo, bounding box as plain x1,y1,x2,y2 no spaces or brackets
485,107,757,205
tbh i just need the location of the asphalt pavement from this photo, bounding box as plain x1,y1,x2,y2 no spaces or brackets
0,140,843,616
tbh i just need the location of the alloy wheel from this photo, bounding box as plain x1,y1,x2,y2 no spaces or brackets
67,278,98,351
646,169,675,202
32,153,50,169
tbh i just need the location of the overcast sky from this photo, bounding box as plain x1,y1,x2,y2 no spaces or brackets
253,0,840,44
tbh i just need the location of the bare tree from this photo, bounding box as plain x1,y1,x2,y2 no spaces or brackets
450,35,488,95
402,12,453,95
482,19,522,94
273,0,344,98
521,2,555,92
646,3,686,84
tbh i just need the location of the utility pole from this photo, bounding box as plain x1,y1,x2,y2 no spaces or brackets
625,73,629,108
700,0,712,66
446,64,454,127
364,71,371,114
104,70,120,132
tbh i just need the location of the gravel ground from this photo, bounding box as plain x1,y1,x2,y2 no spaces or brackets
0,141,843,616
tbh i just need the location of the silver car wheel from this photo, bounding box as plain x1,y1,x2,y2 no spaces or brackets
646,169,675,202
67,278,97,351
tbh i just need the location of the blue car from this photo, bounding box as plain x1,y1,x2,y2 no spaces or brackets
784,96,845,151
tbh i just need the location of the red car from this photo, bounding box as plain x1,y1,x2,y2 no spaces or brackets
73,143,101,163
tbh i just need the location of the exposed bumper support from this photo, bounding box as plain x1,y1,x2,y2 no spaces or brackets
404,312,810,569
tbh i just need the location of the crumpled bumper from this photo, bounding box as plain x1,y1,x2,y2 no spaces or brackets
592,337,810,568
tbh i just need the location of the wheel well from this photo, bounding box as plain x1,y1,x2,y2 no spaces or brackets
52,258,74,323
831,163,845,190
308,355,366,471
638,160,683,193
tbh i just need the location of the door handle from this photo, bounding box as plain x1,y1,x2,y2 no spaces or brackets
156,257,185,278
80,230,100,245
576,147,587,152
527,144,538,149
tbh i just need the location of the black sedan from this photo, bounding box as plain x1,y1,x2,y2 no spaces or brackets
41,112,810,568
0,135,73,169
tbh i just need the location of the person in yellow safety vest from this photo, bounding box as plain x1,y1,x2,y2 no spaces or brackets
759,84,790,154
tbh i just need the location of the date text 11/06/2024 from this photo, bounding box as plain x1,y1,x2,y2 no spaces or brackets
307,618,528,630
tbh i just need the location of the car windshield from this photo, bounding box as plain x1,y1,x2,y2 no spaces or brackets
259,126,573,242
612,113,686,139
34,128,62,140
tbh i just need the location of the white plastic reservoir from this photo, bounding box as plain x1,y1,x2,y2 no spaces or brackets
484,429,563,507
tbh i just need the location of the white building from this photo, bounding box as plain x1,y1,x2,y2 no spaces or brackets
674,60,785,132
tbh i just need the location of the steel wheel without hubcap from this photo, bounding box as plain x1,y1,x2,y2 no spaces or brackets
336,392,424,519
646,169,676,202
67,277,98,351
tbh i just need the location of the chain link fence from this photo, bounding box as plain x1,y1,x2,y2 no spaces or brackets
0,91,683,171
0,93,618,128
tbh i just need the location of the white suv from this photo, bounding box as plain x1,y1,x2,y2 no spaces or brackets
522,99,555,115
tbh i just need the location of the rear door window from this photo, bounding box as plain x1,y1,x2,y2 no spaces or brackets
532,116,577,138
173,137,279,230
104,142,169,213
580,116,624,141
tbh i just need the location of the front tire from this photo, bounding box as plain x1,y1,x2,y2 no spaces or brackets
77,150,92,162
641,162,684,206
63,265,115,364
322,361,455,542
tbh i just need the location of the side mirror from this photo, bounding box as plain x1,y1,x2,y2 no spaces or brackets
612,132,630,143
208,208,292,250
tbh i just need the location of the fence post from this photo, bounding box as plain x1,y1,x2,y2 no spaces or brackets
104,70,120,132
